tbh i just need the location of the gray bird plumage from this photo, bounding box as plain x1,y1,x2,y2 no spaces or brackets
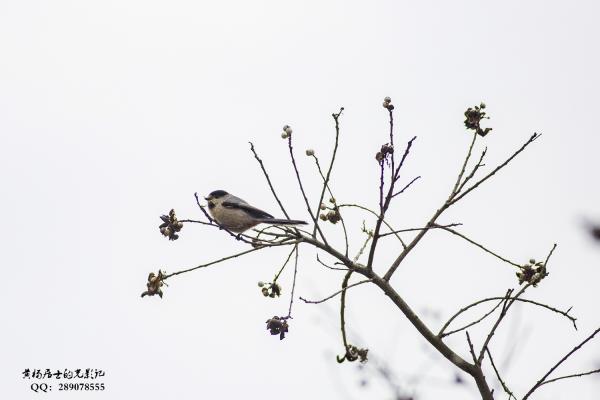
205,190,307,233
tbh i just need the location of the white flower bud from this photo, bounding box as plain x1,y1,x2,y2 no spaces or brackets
384,96,391,103
284,126,292,135
281,132,289,139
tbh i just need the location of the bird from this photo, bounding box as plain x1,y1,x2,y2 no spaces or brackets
204,190,307,233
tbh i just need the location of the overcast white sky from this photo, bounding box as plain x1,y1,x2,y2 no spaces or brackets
1,1,599,399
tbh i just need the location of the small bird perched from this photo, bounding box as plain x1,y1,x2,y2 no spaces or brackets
205,190,307,233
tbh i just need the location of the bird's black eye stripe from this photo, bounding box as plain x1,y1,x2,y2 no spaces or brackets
208,202,215,209
209,190,229,198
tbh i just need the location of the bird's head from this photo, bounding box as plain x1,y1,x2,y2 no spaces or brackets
205,190,229,209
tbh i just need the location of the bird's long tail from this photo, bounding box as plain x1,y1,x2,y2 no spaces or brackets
259,218,307,226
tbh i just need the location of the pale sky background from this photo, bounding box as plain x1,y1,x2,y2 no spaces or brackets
1,1,599,399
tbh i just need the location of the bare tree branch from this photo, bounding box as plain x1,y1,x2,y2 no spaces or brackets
338,204,407,248
286,245,300,317
450,133,541,205
384,132,542,281
162,244,294,280
316,253,348,271
311,152,349,256
435,225,524,269
486,347,517,400
523,327,600,399
313,108,344,239
367,136,417,270
438,295,577,338
286,132,328,244
391,175,421,198
538,368,600,387
452,132,478,195
477,286,526,365
273,246,296,283
379,223,462,238
439,297,505,338
299,278,371,304
249,141,291,219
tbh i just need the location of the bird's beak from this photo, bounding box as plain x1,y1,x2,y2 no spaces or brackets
204,197,210,201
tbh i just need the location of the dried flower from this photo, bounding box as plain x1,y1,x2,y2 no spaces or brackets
259,281,282,298
281,132,289,139
159,209,183,240
265,316,289,340
516,260,547,286
342,344,369,363
305,149,315,156
141,270,166,298
464,103,492,137
375,143,394,164
382,96,394,110
323,208,341,224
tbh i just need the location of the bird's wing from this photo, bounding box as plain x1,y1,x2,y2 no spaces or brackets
222,200,274,220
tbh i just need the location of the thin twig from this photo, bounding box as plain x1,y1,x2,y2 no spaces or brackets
287,134,327,244
179,219,213,226
486,347,517,400
379,223,462,238
336,271,353,362
249,142,291,219
162,245,283,280
522,327,600,399
286,245,299,317
538,368,600,387
477,287,526,365
544,243,557,267
316,254,348,271
466,331,478,364
391,176,421,198
338,204,406,248
367,136,417,270
354,227,374,263
388,107,395,174
436,225,523,269
438,295,577,337
311,153,349,256
273,246,296,282
452,132,478,196
313,107,344,239
385,133,541,282
300,279,371,304
439,298,505,338
456,148,487,194
451,133,541,204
